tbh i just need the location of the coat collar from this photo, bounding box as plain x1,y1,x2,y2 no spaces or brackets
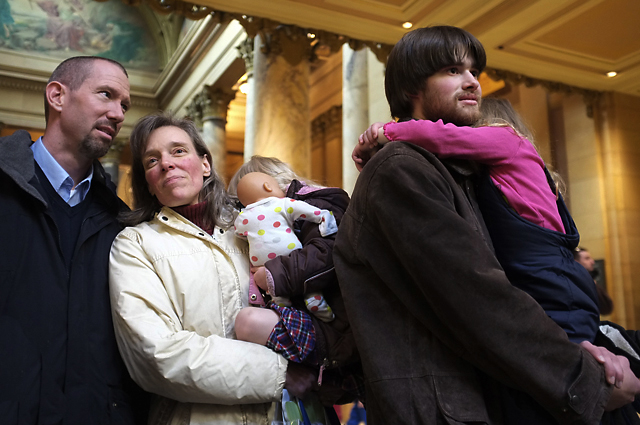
0,130,123,214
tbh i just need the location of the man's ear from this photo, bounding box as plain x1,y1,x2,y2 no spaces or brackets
46,82,66,114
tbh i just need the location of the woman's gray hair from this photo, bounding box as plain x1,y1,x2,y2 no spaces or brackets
120,112,235,229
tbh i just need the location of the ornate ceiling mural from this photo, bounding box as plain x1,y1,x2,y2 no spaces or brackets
0,0,159,71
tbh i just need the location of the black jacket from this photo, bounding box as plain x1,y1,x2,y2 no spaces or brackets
0,130,147,424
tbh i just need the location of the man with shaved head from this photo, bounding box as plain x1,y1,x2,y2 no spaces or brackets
0,56,147,424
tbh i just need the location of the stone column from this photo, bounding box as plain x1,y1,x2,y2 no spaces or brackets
100,139,127,186
238,37,257,162
342,44,369,195
198,86,236,180
251,29,312,177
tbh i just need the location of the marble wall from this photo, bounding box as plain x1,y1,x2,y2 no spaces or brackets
594,93,640,329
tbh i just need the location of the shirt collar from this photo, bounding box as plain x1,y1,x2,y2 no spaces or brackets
31,137,93,205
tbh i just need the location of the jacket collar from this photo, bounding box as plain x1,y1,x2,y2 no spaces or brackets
443,158,481,178
0,130,123,214
0,130,45,203
156,206,227,245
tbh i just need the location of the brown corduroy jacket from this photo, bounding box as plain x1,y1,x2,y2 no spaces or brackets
334,141,611,424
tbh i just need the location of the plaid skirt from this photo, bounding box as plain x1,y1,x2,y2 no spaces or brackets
266,303,317,364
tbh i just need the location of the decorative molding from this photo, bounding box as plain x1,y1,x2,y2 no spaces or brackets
110,0,393,64
235,15,394,66
312,105,342,131
0,75,158,109
137,4,185,67
485,68,601,117
102,0,215,20
131,97,161,109
0,76,46,93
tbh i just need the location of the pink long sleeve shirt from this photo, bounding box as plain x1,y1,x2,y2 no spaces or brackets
384,120,565,233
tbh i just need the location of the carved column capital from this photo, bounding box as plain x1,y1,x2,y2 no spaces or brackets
237,37,255,77
194,89,212,122
185,86,236,128
202,86,236,121
185,98,203,128
259,24,316,66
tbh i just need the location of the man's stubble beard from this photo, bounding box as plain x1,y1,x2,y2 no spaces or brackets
79,132,113,160
421,95,481,127
80,120,118,160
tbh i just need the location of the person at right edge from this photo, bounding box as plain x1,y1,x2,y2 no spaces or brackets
575,247,614,315
333,25,640,425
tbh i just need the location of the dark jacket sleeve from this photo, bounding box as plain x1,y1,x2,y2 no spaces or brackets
336,143,611,424
265,182,350,298
597,285,614,315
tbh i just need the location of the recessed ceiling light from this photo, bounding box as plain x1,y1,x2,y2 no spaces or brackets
402,22,413,29
606,71,618,78
307,32,316,39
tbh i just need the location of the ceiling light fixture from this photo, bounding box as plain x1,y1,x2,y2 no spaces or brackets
402,22,413,29
606,71,618,78
239,82,249,94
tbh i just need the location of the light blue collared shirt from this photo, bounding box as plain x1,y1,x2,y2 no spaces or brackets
31,137,93,206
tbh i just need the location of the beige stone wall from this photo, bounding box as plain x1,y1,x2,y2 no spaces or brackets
310,52,342,121
560,91,640,328
517,85,552,165
310,51,343,186
498,86,640,324
593,93,640,328
563,94,611,315
564,95,605,255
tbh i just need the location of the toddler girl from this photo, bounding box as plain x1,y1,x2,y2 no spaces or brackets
354,98,599,343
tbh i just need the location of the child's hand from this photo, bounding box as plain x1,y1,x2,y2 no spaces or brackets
352,122,388,171
251,266,268,291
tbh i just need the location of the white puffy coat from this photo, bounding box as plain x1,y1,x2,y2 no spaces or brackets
109,207,287,424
